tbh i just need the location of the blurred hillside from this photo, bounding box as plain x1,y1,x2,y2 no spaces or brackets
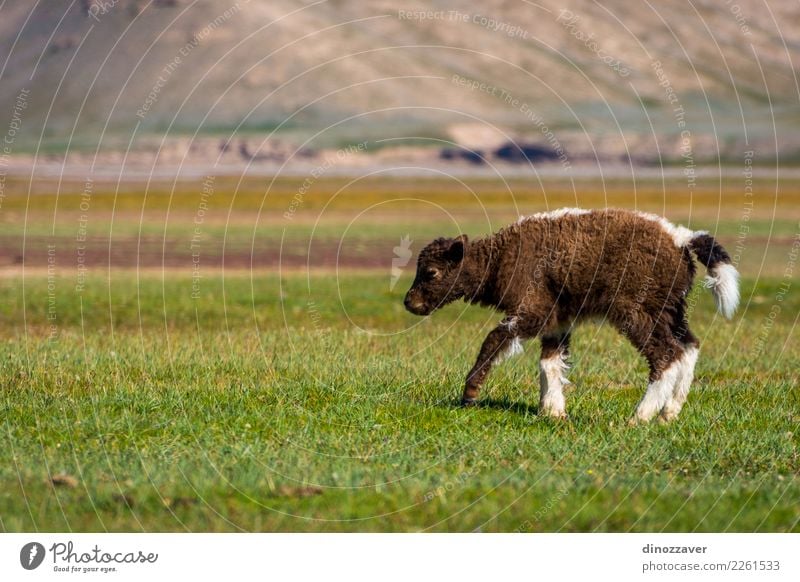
1,0,798,172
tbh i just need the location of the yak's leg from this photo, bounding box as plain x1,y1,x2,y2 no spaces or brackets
626,322,686,425
539,331,571,418
461,318,520,405
660,327,700,422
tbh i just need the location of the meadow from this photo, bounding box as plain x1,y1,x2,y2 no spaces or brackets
0,175,797,532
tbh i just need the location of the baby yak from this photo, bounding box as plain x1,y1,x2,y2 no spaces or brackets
404,208,739,424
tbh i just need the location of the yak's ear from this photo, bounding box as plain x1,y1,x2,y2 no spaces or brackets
445,234,468,263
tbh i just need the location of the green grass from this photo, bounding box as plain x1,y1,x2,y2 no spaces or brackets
1,271,798,532
3,174,798,278
2,174,798,531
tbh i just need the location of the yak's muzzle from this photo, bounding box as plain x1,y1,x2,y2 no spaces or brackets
403,291,431,316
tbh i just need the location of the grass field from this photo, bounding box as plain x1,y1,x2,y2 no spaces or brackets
1,176,798,532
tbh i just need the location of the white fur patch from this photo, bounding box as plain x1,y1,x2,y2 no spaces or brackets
660,346,699,421
519,208,701,249
498,336,524,363
634,211,703,248
634,359,682,422
676,345,700,383
704,263,740,319
539,352,570,417
517,207,591,223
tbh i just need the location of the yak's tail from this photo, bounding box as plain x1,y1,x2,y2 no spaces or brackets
688,233,740,319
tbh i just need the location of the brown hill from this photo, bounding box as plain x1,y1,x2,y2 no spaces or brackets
1,0,798,164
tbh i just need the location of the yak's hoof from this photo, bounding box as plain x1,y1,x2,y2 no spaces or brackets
541,410,568,420
658,412,678,425
460,397,478,407
659,407,680,424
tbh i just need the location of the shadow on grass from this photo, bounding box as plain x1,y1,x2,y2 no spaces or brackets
452,397,539,416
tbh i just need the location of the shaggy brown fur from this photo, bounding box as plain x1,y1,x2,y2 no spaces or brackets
404,208,739,423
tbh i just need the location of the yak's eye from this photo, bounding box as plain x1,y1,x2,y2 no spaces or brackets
426,268,441,280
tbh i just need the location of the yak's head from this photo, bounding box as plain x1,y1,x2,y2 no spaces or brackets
404,235,469,316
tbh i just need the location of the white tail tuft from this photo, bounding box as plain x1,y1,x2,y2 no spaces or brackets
704,263,740,319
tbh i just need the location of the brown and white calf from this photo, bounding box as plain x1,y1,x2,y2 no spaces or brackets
403,208,739,424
